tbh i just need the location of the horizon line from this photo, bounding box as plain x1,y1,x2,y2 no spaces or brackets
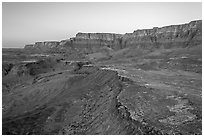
3,19,202,48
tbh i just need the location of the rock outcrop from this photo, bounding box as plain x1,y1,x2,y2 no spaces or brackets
25,41,60,52
71,33,123,51
121,20,202,49
24,20,202,52
24,44,35,49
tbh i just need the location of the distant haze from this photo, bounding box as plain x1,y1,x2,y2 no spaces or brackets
2,2,202,48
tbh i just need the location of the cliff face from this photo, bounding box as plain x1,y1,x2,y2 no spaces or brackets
121,20,202,49
69,33,123,52
24,20,202,52
25,41,60,52
75,32,122,40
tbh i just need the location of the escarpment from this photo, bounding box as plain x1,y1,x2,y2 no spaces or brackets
25,41,60,53
24,20,202,53
72,33,123,51
122,20,202,49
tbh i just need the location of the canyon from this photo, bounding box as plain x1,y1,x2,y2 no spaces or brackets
2,20,202,135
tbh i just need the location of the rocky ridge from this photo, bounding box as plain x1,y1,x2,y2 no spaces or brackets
24,20,202,52
2,64,202,134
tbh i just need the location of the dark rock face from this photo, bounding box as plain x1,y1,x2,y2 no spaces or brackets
24,44,35,49
9,64,30,76
2,63,13,76
24,20,202,53
4,59,57,77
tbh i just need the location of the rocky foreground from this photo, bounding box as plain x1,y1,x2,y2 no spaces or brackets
2,63,202,134
2,20,202,135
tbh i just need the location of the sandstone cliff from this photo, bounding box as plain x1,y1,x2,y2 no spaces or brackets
24,20,202,52
121,20,202,49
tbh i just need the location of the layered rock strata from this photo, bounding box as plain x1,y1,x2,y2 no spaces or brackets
24,20,202,52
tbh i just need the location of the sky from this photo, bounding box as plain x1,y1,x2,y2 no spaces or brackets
2,2,202,48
